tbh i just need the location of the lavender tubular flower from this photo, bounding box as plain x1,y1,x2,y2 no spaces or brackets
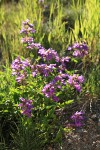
71,111,84,127
27,43,42,49
68,42,88,58
42,73,68,101
42,83,60,102
21,37,34,44
11,57,30,74
38,48,60,62
11,56,31,83
68,46,72,51
42,83,55,98
60,56,70,70
18,98,33,117
36,64,56,77
11,56,23,74
52,95,59,102
20,19,35,35
20,28,28,34
12,57,30,71
22,59,30,68
22,19,30,25
67,74,84,92
16,74,26,83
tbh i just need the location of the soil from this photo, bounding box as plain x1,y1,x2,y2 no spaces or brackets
48,100,100,150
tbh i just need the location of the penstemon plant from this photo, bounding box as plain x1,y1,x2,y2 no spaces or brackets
11,19,88,146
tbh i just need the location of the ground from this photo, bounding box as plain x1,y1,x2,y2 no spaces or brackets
48,100,100,150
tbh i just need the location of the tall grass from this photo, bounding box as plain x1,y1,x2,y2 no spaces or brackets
0,0,69,66
71,0,100,97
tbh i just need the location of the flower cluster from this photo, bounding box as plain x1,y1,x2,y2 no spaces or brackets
42,73,68,102
68,42,88,58
18,97,33,117
11,56,30,83
58,56,70,71
42,82,59,102
11,19,88,104
21,37,34,44
71,111,84,127
27,43,43,50
36,64,56,77
31,63,56,77
20,19,35,35
38,48,60,62
20,19,44,51
67,74,84,92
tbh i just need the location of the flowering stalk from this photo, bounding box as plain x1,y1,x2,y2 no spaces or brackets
68,42,88,58
18,97,33,118
71,111,84,127
11,19,88,105
11,56,31,83
67,74,84,92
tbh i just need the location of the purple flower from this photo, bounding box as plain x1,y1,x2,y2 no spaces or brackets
67,74,84,92
52,73,68,86
38,48,60,62
42,83,60,102
36,64,56,77
52,95,59,102
11,56,31,83
22,59,30,68
27,43,42,49
71,111,84,127
16,73,26,83
68,42,88,58
68,46,72,50
20,19,35,35
22,19,30,25
38,48,46,57
11,56,30,73
21,37,34,44
32,71,37,77
42,83,55,98
18,97,33,117
78,75,84,83
60,56,70,70
42,73,68,101
61,57,70,63
20,28,28,34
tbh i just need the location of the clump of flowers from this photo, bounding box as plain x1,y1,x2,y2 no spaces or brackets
38,48,60,62
18,98,33,117
42,73,68,102
36,64,56,77
11,19,89,119
20,19,35,35
68,42,88,58
12,20,88,95
67,74,84,92
11,56,31,83
71,111,84,127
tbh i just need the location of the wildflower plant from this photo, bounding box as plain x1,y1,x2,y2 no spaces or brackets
18,97,33,117
68,42,88,58
11,19,88,146
71,111,84,127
